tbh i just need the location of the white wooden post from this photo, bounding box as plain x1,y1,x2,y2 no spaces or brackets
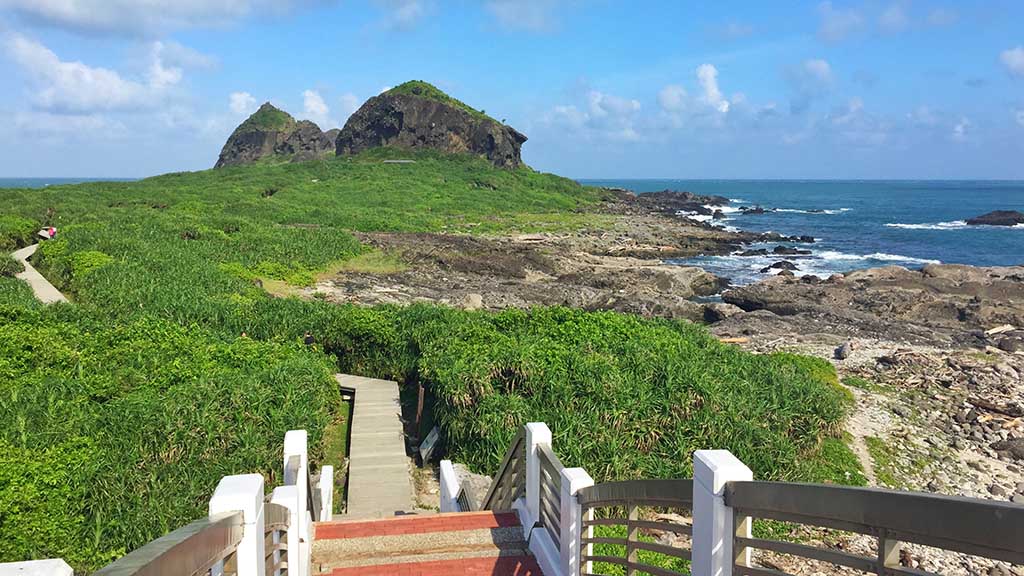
319,465,334,521
0,560,74,575
209,474,265,576
560,467,594,576
439,460,461,513
271,486,301,576
525,422,552,531
692,450,753,576
283,430,310,576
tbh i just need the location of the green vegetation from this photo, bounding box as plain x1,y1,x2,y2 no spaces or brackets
386,80,496,122
0,215,37,252
0,149,859,571
1,255,24,278
842,375,888,394
321,401,351,514
236,103,295,133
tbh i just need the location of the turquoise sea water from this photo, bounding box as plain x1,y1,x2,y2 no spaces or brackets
0,177,137,188
579,180,1024,285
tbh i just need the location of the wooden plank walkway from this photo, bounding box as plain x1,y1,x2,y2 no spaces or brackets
335,374,414,519
12,244,68,304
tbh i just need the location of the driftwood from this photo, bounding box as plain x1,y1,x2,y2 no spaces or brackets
718,337,750,344
967,397,1024,418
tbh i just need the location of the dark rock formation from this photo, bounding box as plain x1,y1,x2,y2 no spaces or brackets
215,103,335,168
760,261,798,273
773,246,812,256
966,210,1024,227
336,82,527,168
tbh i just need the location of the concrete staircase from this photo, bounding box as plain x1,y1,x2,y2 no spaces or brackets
312,511,543,575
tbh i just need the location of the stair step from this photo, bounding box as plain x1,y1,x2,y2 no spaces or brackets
315,525,527,568
323,554,543,575
315,511,520,540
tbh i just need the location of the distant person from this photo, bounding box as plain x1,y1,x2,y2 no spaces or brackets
47,227,57,239
303,331,316,346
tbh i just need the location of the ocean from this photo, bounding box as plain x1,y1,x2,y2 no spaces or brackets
0,177,138,188
579,180,1024,285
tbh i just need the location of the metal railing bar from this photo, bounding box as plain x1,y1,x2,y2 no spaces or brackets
734,564,794,576
626,560,688,576
628,540,691,561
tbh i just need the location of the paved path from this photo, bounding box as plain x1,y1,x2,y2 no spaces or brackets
11,244,68,304
335,374,414,518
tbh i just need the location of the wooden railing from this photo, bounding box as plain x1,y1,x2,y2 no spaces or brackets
481,427,527,510
725,481,1024,576
264,502,290,576
577,479,695,576
537,443,566,548
93,512,244,576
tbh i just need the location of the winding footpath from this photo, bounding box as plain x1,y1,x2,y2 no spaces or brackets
11,244,68,304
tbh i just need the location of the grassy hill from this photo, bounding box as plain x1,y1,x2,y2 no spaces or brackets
0,150,861,571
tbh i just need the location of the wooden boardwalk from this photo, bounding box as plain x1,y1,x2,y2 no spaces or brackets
12,244,68,304
335,374,414,518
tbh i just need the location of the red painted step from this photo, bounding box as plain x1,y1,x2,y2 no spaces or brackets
315,511,522,540
324,555,544,575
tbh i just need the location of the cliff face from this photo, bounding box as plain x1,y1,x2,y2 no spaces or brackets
215,103,334,168
336,82,527,169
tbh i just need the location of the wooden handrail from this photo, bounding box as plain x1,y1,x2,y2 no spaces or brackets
481,427,526,510
93,512,243,576
577,479,694,508
725,481,1024,568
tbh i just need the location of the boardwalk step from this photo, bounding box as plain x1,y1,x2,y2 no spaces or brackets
312,512,536,573
323,555,543,575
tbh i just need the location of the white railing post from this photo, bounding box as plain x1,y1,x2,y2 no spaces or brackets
525,422,552,531
692,450,753,576
319,465,334,521
439,460,461,513
209,474,265,576
271,486,301,576
560,467,594,576
283,430,310,576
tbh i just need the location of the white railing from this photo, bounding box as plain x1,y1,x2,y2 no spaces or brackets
441,422,1024,576
81,429,334,576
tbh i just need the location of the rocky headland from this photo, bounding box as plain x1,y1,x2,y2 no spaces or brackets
215,103,336,168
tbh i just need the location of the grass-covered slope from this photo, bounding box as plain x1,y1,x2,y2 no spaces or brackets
0,150,861,571
386,80,496,122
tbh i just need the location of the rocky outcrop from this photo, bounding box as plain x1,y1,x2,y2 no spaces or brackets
215,103,335,168
336,81,527,168
966,210,1024,227
718,264,1024,347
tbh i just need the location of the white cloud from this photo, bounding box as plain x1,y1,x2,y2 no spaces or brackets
657,85,687,113
302,89,333,128
7,34,152,112
1015,109,1024,129
374,0,426,30
229,92,257,115
926,8,958,27
951,117,971,142
696,64,729,114
12,110,129,140
486,0,558,32
1001,46,1024,78
544,89,642,142
0,0,325,35
830,97,864,126
879,3,909,33
817,1,864,42
786,59,833,114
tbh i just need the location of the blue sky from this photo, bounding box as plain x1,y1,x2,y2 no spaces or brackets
1,1,1023,179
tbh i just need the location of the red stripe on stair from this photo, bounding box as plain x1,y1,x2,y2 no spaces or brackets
325,555,543,575
315,511,521,540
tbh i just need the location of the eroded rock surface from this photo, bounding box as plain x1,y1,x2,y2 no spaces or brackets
337,82,527,168
215,103,334,167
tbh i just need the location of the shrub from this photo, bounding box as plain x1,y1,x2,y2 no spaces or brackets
0,255,23,278
0,215,37,251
